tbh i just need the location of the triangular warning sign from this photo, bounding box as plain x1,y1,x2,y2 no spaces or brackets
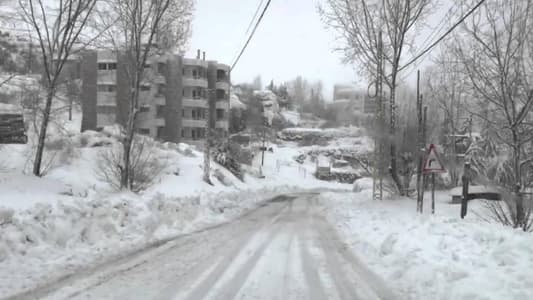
423,144,446,173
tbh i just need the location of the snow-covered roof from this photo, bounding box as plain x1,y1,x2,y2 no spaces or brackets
317,156,330,167
230,94,245,109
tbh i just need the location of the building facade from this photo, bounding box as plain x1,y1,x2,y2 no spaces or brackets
328,84,376,126
80,50,230,145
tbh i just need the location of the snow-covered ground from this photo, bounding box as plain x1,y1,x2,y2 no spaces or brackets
0,104,356,297
318,182,533,300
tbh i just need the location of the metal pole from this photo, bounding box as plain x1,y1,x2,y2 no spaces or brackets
416,70,422,213
461,162,470,219
431,173,436,214
261,126,265,166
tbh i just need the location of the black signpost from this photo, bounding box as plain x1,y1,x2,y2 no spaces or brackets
0,114,27,144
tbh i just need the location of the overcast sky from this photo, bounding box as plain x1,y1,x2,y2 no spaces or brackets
186,0,454,100
185,0,358,99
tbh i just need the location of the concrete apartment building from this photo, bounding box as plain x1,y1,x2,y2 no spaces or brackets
327,84,377,126
80,49,230,145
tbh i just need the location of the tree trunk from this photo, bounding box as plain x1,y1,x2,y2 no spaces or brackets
33,89,54,176
512,130,524,227
389,77,403,195
121,87,138,190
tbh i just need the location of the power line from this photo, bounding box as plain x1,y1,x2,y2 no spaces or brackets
400,3,459,81
230,0,272,71
245,0,265,36
230,0,266,65
397,0,487,73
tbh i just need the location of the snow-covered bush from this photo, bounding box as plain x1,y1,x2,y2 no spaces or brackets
466,136,533,231
95,136,167,192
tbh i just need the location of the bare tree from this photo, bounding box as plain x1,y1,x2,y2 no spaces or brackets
19,0,97,176
93,0,193,190
319,0,432,195
452,0,533,229
425,46,469,186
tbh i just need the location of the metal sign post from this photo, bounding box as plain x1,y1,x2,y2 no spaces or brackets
423,144,446,214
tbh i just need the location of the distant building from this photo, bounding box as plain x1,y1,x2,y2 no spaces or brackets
328,84,376,126
78,49,230,145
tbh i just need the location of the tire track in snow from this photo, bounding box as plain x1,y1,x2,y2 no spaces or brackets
178,204,287,300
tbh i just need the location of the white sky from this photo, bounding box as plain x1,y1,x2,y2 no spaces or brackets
185,0,358,99
186,0,455,100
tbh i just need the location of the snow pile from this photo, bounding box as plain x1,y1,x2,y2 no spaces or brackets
0,186,298,298
318,184,533,300
279,126,363,139
280,110,300,126
230,93,245,109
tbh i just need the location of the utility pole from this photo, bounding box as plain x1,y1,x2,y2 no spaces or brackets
416,71,425,213
372,30,385,201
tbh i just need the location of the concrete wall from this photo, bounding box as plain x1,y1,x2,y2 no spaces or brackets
115,53,130,128
80,51,97,131
164,55,182,142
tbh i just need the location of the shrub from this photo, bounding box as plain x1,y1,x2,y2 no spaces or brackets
95,136,167,192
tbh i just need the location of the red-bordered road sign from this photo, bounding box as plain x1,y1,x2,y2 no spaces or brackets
423,144,446,174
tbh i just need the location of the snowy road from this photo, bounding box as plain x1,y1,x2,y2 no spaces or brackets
30,193,394,300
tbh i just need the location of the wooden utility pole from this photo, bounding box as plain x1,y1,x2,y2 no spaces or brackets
372,30,384,201
416,72,427,213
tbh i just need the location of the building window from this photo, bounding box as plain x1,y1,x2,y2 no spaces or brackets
139,105,150,113
140,85,151,91
157,84,165,96
216,89,225,100
97,84,116,92
182,89,185,96
137,128,150,135
98,63,117,70
191,129,196,139
156,105,165,117
181,129,185,138
182,68,185,75
182,109,185,117
157,127,165,139
216,109,224,120
192,109,196,119
158,62,166,75
192,69,197,78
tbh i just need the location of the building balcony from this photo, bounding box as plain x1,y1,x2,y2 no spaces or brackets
216,101,229,110
153,74,166,84
183,98,208,108
216,120,228,129
216,81,230,91
183,76,208,88
97,70,117,83
182,119,207,128
154,118,165,127
96,92,116,106
155,96,166,105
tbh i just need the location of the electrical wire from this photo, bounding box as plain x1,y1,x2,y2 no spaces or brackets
397,0,487,73
230,0,272,71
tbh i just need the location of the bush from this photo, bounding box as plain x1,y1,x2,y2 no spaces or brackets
95,136,166,192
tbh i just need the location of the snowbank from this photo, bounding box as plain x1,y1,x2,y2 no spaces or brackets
318,184,533,299
0,186,299,298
